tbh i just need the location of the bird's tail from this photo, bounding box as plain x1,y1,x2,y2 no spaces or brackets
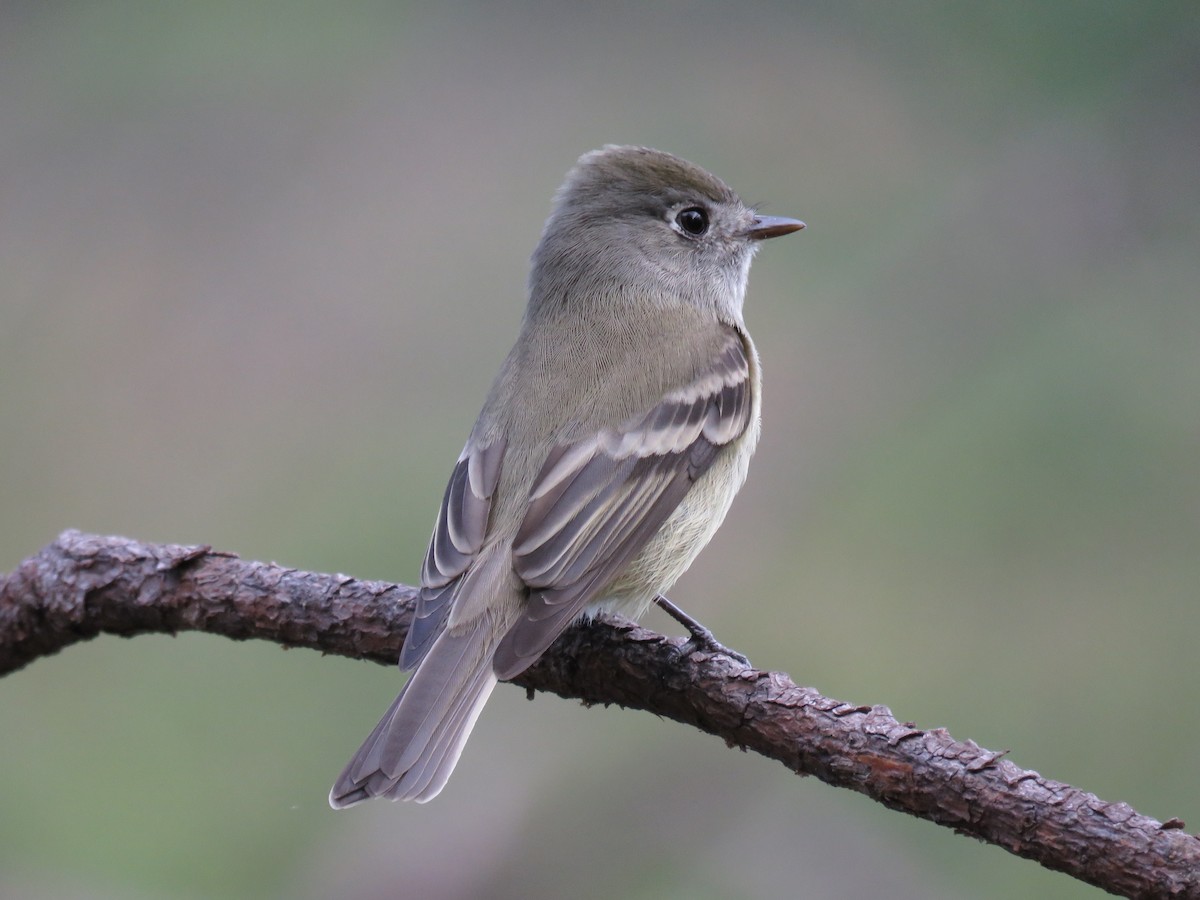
329,619,499,807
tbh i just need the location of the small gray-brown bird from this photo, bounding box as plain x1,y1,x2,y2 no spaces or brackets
330,145,803,806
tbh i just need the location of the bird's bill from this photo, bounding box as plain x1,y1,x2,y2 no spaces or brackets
745,215,805,240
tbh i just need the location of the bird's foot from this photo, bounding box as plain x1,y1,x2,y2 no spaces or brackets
654,594,751,666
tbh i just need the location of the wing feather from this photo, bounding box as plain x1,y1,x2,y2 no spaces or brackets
402,436,506,670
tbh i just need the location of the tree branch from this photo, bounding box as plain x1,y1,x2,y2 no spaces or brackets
2,530,1197,898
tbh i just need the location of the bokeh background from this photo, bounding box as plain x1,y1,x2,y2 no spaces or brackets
2,3,1198,897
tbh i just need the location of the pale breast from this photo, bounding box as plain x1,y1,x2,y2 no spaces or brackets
592,410,759,620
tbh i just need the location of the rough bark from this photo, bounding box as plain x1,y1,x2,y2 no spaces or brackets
2,530,1197,898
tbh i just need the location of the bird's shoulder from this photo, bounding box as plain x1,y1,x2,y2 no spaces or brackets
487,302,753,441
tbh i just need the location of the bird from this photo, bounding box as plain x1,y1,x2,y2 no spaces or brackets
330,145,803,806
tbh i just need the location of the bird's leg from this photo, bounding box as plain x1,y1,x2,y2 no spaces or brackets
654,594,750,666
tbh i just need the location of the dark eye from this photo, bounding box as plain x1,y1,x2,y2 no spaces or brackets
675,206,709,236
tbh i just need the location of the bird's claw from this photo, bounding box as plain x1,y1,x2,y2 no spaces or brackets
654,594,751,667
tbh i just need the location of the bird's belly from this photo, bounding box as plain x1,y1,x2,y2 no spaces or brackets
589,435,754,620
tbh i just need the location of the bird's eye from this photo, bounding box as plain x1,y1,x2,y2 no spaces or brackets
675,207,709,236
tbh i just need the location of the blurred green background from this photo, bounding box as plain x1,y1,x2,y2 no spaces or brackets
2,2,1197,897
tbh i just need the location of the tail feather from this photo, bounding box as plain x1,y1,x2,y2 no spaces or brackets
390,662,498,803
329,622,499,808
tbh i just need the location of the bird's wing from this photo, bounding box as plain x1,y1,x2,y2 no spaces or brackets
492,326,753,680
399,436,507,669
332,436,508,806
